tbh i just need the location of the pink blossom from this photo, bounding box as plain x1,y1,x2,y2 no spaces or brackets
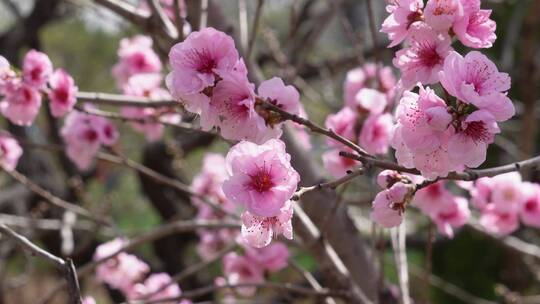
488,172,524,213
61,110,118,170
392,86,458,179
396,86,452,153
359,113,394,155
520,183,540,228
469,177,492,209
412,181,454,215
222,252,265,296
192,153,229,207
82,297,96,304
0,133,22,171
423,0,463,31
48,69,78,117
22,50,53,89
258,77,300,116
354,88,388,115
222,139,299,217
448,110,499,168
393,24,452,89
130,273,183,303
381,0,424,47
167,27,239,114
439,51,514,121
343,64,396,109
377,170,403,189
453,0,496,48
240,201,294,248
479,204,519,236
371,182,411,228
322,148,360,178
0,55,15,92
431,196,470,238
94,238,150,293
112,36,162,87
0,79,42,126
324,107,358,148
207,64,277,143
244,242,290,272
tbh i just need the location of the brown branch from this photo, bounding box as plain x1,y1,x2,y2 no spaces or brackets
246,0,265,60
147,0,178,39
76,91,178,108
1,166,113,227
257,100,369,156
139,282,351,304
39,219,240,304
74,105,208,134
0,224,82,304
340,151,540,182
292,167,364,200
290,260,337,304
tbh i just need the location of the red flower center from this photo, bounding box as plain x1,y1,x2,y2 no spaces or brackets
463,121,489,143
248,167,274,193
525,200,538,212
83,129,98,142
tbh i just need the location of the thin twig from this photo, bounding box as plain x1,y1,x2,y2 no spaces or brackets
138,243,237,301
292,167,364,200
199,0,209,29
246,0,265,60
238,0,249,53
340,151,540,182
1,166,113,227
0,224,82,304
39,219,240,304
74,105,207,134
257,100,369,156
77,91,178,108
139,282,351,304
147,0,178,39
290,260,337,304
391,222,410,304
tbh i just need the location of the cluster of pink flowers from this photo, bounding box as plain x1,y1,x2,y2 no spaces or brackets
382,0,514,179
191,153,239,260
93,238,189,303
0,51,78,126
222,139,298,248
167,27,301,143
112,36,181,142
220,242,289,297
61,107,118,170
466,173,540,236
323,63,396,177
373,170,471,237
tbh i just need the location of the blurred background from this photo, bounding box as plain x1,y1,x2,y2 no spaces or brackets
0,0,539,303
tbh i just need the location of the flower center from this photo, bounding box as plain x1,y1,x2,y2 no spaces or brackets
525,200,538,212
463,121,489,143
418,43,442,67
55,88,69,104
83,129,98,142
185,49,217,74
248,167,274,193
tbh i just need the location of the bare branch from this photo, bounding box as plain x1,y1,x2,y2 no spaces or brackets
137,282,351,304
0,224,82,304
292,167,364,200
257,99,369,156
147,0,178,39
77,91,178,108
246,0,265,60
1,166,113,227
340,151,540,182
